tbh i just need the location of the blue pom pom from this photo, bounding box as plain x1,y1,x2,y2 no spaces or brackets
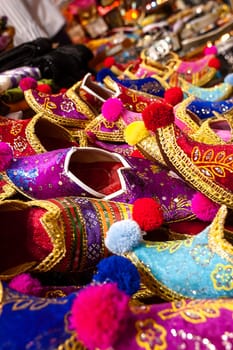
224,73,233,86
96,68,117,83
105,219,142,255
93,256,140,295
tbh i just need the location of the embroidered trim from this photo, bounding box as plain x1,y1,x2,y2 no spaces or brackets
31,199,66,272
126,252,189,301
156,125,233,208
137,135,167,167
85,115,125,142
208,205,233,264
25,83,96,128
25,113,76,153
174,96,200,135
57,334,86,350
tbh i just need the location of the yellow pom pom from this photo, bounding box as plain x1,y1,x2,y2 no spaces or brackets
124,121,150,146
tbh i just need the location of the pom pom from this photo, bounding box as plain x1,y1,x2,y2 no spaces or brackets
70,283,130,350
191,192,220,222
37,83,52,94
0,142,13,171
124,121,149,145
93,256,140,295
142,101,174,132
104,56,115,68
164,87,183,106
224,73,233,86
19,77,37,91
105,219,142,255
96,68,116,83
203,45,218,55
208,57,220,70
133,197,164,231
101,98,123,122
9,273,42,296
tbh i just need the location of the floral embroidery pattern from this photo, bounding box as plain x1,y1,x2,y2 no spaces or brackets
42,97,57,111
13,135,27,153
60,100,76,112
158,299,233,324
10,122,23,136
211,264,233,291
161,194,192,221
191,147,233,180
154,238,193,253
135,318,167,350
190,244,214,266
3,288,68,311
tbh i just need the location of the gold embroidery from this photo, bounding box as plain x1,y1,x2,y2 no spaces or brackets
135,318,167,350
3,288,68,311
191,146,233,180
156,124,233,208
25,113,76,154
158,299,233,324
126,252,188,301
0,199,66,278
153,238,193,253
24,82,96,128
10,122,23,136
208,205,233,264
57,335,86,350
211,264,233,291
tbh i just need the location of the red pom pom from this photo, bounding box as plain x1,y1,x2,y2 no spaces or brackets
142,101,174,132
0,142,13,171
203,45,217,56
191,192,220,222
70,283,130,350
208,57,220,70
164,87,183,106
101,98,124,122
133,197,164,231
9,273,42,296
104,56,115,68
37,84,52,94
19,77,38,91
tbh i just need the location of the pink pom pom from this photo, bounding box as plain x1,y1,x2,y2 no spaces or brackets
9,273,42,296
70,283,130,350
203,45,218,56
191,192,220,222
101,98,124,122
164,87,183,106
37,84,52,94
19,77,38,91
0,142,13,171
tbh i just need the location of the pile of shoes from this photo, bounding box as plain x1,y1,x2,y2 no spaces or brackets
0,1,233,349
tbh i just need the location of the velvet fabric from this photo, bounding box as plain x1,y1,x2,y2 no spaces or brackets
187,97,233,119
0,283,77,350
118,298,233,350
4,146,196,223
0,283,232,350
